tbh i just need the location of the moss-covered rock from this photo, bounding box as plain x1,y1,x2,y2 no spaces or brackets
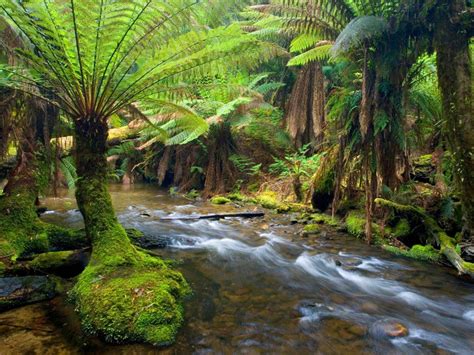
311,213,340,227
303,224,320,235
28,250,89,277
383,244,442,263
210,196,231,205
256,191,290,213
71,250,190,346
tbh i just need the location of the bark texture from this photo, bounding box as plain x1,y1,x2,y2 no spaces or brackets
285,62,326,149
434,0,474,240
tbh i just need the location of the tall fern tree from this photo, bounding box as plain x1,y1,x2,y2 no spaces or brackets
0,0,268,345
254,0,431,241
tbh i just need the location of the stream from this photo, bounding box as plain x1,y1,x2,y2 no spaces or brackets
1,184,474,354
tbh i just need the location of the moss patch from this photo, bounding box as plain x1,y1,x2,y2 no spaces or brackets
210,196,231,205
71,250,190,345
384,244,441,263
30,251,76,270
303,224,320,234
311,213,340,227
227,192,246,202
345,211,386,245
256,191,290,213
392,219,411,239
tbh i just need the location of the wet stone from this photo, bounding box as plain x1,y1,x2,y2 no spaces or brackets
369,318,409,338
0,276,57,311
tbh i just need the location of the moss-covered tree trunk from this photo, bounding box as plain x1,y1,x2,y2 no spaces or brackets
434,0,474,241
74,117,138,262
72,117,190,345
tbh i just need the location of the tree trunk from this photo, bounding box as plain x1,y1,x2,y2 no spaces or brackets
74,118,139,262
434,0,474,241
203,123,236,196
285,62,325,149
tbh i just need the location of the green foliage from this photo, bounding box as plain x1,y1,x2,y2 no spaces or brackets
332,16,388,56
59,156,78,189
269,144,324,178
229,155,262,176
392,219,411,239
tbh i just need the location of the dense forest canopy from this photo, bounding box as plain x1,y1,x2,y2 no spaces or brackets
0,0,473,352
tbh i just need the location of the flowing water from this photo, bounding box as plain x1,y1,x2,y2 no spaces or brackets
2,184,474,354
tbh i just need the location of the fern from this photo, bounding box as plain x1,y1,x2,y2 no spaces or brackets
59,156,78,189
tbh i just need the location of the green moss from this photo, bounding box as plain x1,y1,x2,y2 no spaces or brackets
384,244,441,263
256,191,290,213
227,192,246,202
46,226,89,251
0,261,5,276
303,224,320,234
311,213,340,227
392,219,411,238
30,251,76,270
210,196,231,205
0,188,49,258
185,190,200,200
125,228,145,241
71,250,190,345
345,211,386,245
288,203,308,213
346,212,367,239
416,154,433,166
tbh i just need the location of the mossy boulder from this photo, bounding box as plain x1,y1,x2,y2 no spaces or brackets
303,224,320,236
29,250,89,277
72,252,190,346
210,196,231,205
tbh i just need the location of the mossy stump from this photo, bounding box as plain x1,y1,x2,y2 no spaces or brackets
71,225,190,346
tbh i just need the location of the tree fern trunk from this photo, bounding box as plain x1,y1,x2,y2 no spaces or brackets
286,62,326,149
434,0,474,241
74,118,138,261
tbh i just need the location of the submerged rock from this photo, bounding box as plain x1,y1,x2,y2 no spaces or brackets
369,318,409,338
126,228,169,249
0,276,57,311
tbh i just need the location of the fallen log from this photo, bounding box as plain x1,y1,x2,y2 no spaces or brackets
375,198,474,278
160,212,265,221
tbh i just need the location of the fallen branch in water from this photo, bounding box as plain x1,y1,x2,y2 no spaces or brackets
160,212,265,220
375,198,474,278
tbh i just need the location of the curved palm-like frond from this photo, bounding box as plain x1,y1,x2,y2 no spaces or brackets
0,0,276,122
288,43,333,66
331,16,388,56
